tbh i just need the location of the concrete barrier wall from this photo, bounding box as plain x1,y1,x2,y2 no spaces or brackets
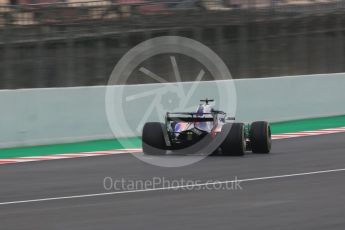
1,73,345,148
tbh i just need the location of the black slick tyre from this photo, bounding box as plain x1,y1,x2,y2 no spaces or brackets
220,123,246,156
249,121,271,154
142,122,167,155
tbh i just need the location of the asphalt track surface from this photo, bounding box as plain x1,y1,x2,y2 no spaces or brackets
1,133,345,229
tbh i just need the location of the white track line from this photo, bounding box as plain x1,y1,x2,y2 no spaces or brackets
0,168,345,206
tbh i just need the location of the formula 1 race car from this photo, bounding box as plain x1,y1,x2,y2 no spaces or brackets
142,99,271,156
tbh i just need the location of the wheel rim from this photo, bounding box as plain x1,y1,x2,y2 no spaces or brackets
267,125,272,150
242,126,246,152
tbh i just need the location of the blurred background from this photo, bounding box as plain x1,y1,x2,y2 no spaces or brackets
0,0,344,88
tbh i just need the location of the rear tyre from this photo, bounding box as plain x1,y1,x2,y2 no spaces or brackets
220,123,246,156
249,121,271,154
142,122,167,155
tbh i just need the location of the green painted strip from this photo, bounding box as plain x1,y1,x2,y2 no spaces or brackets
0,137,141,159
1,115,345,159
271,115,345,134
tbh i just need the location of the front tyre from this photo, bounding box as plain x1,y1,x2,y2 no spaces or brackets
220,123,246,156
249,121,272,154
142,122,167,155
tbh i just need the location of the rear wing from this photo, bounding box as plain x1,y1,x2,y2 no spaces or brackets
167,117,214,122
166,112,215,123
166,111,235,123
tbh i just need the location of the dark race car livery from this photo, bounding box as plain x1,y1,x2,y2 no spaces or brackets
142,99,272,156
